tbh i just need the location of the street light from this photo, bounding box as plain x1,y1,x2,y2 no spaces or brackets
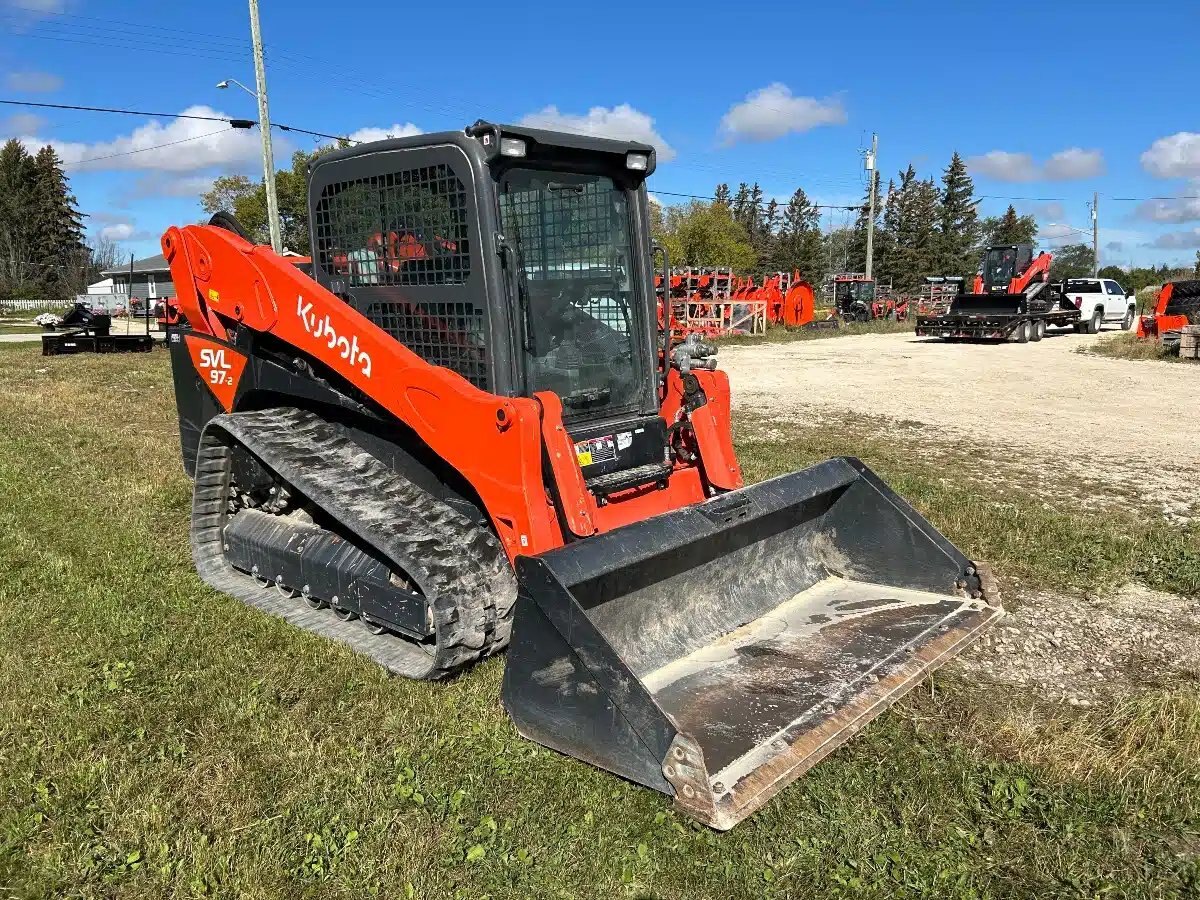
216,1,282,253
217,74,282,253
216,78,258,99
1044,222,1091,237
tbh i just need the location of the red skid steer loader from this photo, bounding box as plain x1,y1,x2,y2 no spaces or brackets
163,122,1001,829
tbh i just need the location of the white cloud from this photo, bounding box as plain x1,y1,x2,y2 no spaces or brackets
125,173,217,201
2,0,65,23
718,83,845,144
16,106,279,173
968,147,1104,182
1039,223,1083,246
967,150,1038,182
100,223,135,241
1043,148,1105,180
94,218,155,243
518,104,675,161
1141,132,1200,179
347,123,423,144
1150,229,1200,250
4,70,63,92
2,112,45,135
5,0,66,11
1133,181,1200,224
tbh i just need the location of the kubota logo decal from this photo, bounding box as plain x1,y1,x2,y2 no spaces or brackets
296,295,372,378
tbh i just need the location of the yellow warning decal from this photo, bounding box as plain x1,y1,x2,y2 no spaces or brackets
207,289,220,303
576,451,593,466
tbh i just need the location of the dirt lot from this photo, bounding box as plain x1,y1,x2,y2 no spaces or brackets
722,327,1200,708
721,327,1200,515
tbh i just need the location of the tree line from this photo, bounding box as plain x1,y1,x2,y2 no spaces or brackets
198,146,1199,295
0,139,95,307
652,153,1060,292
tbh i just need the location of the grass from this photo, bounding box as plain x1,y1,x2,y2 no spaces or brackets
0,324,42,336
1081,331,1195,363
717,317,914,346
736,415,1200,597
0,345,1198,899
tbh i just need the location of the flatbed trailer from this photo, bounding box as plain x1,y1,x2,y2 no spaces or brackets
916,292,1080,343
41,331,156,355
39,302,158,356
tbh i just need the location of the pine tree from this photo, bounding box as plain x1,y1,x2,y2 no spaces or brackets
983,205,1038,246
713,183,731,207
28,146,85,301
0,140,36,301
774,187,824,279
731,183,750,233
754,197,780,264
877,167,942,292
936,152,979,278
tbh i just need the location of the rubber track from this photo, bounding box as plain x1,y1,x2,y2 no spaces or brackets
191,407,517,679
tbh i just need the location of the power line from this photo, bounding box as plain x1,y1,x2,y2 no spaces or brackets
653,189,857,210
0,98,251,126
0,27,254,68
2,2,247,43
1103,194,1200,202
0,98,350,146
273,123,353,143
76,128,233,164
0,9,252,56
977,193,1068,202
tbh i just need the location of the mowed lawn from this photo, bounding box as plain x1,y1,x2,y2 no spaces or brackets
1,345,1198,899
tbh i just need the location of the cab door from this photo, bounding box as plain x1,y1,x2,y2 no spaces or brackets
1103,280,1128,323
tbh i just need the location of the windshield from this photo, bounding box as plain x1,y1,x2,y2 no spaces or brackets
835,280,874,303
1066,280,1102,293
498,168,642,415
983,248,1018,289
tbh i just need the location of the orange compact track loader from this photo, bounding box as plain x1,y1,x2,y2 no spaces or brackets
163,122,1001,829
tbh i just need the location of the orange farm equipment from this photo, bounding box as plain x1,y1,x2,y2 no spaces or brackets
162,121,1001,829
657,267,766,339
917,276,965,317
832,274,910,322
1136,279,1200,347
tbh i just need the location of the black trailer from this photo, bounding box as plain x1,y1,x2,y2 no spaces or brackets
916,291,1080,343
41,303,157,356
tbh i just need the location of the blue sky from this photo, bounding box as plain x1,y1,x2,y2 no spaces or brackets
2,0,1198,268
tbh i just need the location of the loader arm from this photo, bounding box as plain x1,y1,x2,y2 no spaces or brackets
163,223,562,558
1012,250,1051,295
163,223,734,556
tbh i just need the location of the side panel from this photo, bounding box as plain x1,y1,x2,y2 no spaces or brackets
162,225,562,559
168,329,223,476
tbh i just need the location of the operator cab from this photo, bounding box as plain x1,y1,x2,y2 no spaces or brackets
833,275,876,320
980,244,1033,293
307,122,668,495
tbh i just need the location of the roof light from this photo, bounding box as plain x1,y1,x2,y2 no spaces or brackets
626,152,649,171
500,137,526,158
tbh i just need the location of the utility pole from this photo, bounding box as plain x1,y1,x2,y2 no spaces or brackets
864,133,878,280
1091,191,1099,276
248,0,282,254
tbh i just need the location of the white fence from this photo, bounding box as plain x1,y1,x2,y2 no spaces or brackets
0,298,59,312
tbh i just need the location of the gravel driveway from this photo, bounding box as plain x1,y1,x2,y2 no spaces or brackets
721,327,1199,511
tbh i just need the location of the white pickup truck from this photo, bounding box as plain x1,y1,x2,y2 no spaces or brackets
1063,278,1136,333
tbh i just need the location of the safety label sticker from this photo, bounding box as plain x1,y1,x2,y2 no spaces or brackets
575,434,617,467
